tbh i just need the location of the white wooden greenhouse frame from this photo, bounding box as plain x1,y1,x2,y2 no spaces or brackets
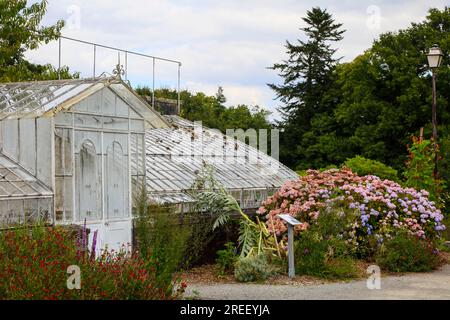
0,75,298,251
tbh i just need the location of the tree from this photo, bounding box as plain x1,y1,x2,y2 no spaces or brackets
135,87,272,133
333,7,450,171
215,86,227,104
0,0,77,81
270,6,450,173
269,7,345,169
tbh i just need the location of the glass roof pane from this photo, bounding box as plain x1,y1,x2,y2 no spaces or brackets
0,154,52,199
0,79,101,118
137,115,298,205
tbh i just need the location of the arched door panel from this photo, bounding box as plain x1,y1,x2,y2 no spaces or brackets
105,141,127,219
75,140,101,221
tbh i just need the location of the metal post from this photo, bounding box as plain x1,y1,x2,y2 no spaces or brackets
93,44,96,78
58,37,62,80
288,224,295,278
432,69,438,179
177,63,181,115
125,51,128,81
152,57,155,108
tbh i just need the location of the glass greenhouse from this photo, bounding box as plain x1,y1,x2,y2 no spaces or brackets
0,75,297,251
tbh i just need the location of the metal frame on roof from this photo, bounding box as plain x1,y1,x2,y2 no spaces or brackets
56,36,182,114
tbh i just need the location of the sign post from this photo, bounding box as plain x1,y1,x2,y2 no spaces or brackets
277,214,302,278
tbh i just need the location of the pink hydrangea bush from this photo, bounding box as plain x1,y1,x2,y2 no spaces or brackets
257,169,445,245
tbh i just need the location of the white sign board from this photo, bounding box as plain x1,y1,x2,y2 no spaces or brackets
278,214,302,226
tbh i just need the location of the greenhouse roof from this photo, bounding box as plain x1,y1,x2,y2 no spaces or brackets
0,77,169,128
0,78,102,119
142,115,298,205
0,153,52,199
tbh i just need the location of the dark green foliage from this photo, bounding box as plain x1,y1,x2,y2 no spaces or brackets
234,254,274,282
440,134,450,190
376,230,441,272
440,193,450,240
216,242,238,275
343,156,399,181
438,134,450,239
328,8,450,170
0,0,78,81
294,206,359,279
180,214,217,269
331,8,450,172
271,7,450,173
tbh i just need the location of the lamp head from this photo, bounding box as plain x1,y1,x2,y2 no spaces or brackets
427,45,443,69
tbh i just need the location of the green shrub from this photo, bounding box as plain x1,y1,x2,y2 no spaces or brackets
134,186,190,293
319,164,339,172
294,206,359,279
404,137,443,201
438,192,450,241
234,254,273,282
439,135,450,240
343,156,399,181
180,214,217,269
440,134,450,193
297,165,338,177
295,237,357,280
216,242,238,275
296,170,307,177
376,230,441,272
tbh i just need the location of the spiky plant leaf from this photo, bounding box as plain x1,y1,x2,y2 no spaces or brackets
238,220,258,257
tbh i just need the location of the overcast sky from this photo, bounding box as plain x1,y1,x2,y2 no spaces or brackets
26,0,448,120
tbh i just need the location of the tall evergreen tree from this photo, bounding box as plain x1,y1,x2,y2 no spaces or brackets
215,86,227,104
269,7,345,169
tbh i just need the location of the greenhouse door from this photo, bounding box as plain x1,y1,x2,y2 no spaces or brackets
103,133,131,252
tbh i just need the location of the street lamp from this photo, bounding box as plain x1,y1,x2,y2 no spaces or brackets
426,45,443,178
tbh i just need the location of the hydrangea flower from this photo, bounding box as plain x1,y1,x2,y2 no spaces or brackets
257,168,445,243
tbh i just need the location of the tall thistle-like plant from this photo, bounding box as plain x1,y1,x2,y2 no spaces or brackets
190,163,249,230
190,162,282,258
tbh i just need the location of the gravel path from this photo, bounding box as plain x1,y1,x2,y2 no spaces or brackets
185,264,450,300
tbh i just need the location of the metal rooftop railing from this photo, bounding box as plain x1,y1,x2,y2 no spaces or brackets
56,35,182,112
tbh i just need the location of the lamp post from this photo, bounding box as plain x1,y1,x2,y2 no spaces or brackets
426,45,443,178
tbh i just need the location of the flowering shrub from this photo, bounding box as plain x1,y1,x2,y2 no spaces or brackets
294,207,359,279
0,226,182,300
375,230,441,272
257,169,445,249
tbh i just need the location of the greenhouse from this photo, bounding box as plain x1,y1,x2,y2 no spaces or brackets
143,115,297,212
0,75,297,251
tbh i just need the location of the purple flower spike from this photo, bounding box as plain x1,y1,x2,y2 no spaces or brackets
90,230,98,261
